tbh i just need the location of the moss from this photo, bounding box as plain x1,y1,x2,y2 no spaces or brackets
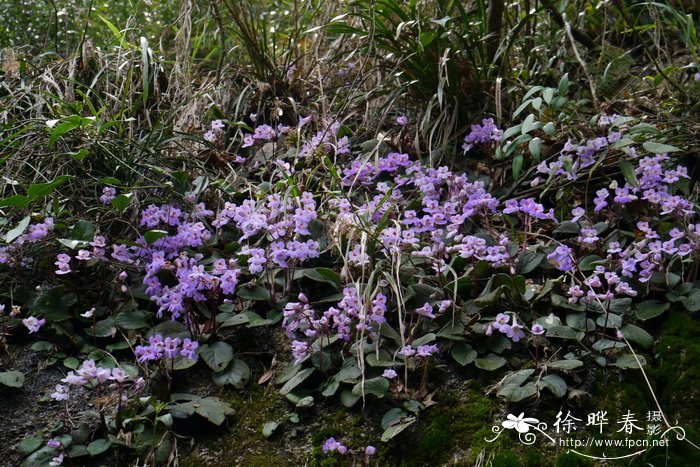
398,386,502,466
491,452,522,466
554,452,592,467
180,383,292,466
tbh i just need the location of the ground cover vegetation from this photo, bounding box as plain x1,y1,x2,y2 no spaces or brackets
1,0,700,465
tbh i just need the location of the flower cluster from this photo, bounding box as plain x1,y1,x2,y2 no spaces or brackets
134,335,199,362
54,359,139,401
204,119,226,143
322,437,348,454
0,217,54,268
22,316,46,333
485,313,526,342
462,117,503,152
100,187,117,204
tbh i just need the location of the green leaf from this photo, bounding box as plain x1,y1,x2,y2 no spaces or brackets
63,357,80,370
340,389,360,407
49,120,80,146
110,193,133,213
451,343,477,366
0,371,24,387
18,437,43,455
517,251,543,274
528,137,542,161
27,176,72,199
0,195,29,208
636,300,669,320
497,382,538,402
22,447,58,467
86,318,116,338
143,230,169,244
301,268,342,289
212,359,250,389
546,326,584,341
352,377,389,398
613,354,647,369
620,324,653,349
31,341,54,352
280,368,315,395
682,291,700,312
596,313,622,328
412,333,435,347
642,141,681,154
87,438,112,456
199,342,234,372
115,310,149,330
512,154,524,179
558,73,569,96
501,369,535,387
619,159,638,187
474,354,506,371
168,394,234,426
537,374,567,397
237,286,270,301
5,216,30,243
565,313,596,332
548,360,583,370
381,418,416,441
172,355,199,371
262,421,280,438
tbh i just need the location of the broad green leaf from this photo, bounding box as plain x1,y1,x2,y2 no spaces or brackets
87,439,112,456
642,141,681,154
497,382,537,402
451,343,477,366
18,437,42,455
280,368,314,395
381,418,415,441
5,216,30,243
0,371,24,387
613,354,647,369
620,324,653,349
352,377,389,398
212,358,250,389
475,354,506,371
636,300,669,320
199,342,234,372
548,360,583,370
537,374,567,397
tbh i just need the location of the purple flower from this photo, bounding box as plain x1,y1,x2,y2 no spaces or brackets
366,445,377,456
593,188,609,211
463,118,502,152
399,345,416,357
22,316,46,333
323,437,347,454
547,245,575,271
54,253,71,275
382,369,398,379
49,453,64,466
51,384,70,401
181,338,199,360
415,303,436,319
416,344,439,356
47,439,61,448
204,130,218,143
570,207,585,223
396,115,409,126
530,324,545,335
578,227,599,244
491,313,510,330
100,187,117,204
506,317,526,342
